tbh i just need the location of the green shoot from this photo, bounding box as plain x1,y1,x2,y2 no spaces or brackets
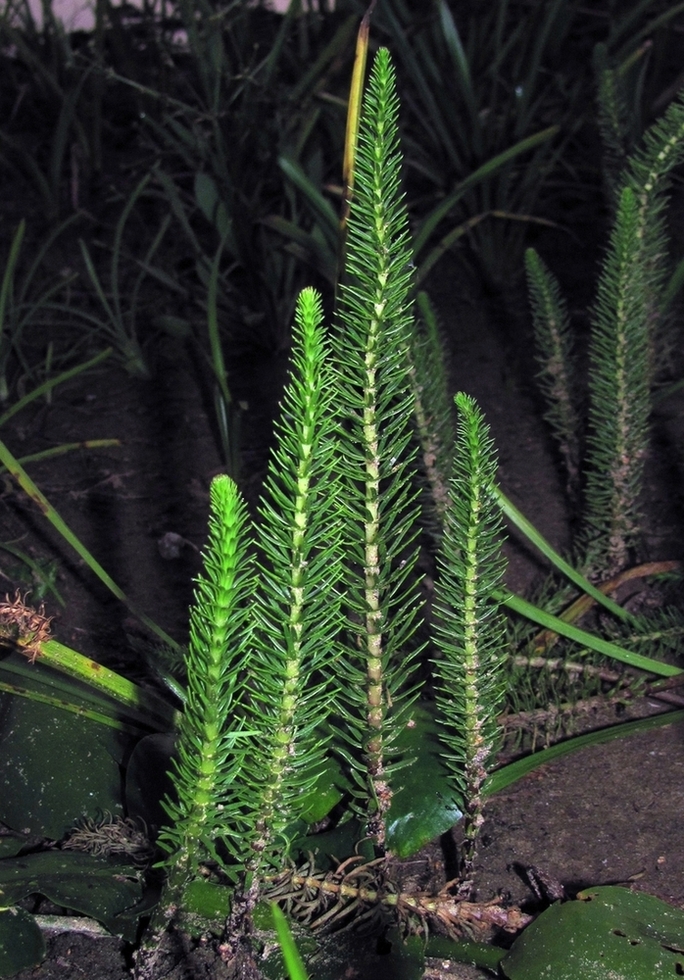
158,475,255,891
331,48,423,846
432,393,507,879
524,247,581,504
236,286,343,886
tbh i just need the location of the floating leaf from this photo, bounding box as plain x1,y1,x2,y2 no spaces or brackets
0,691,128,839
501,886,684,980
0,906,45,977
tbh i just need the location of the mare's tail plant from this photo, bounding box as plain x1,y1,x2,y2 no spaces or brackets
526,91,684,576
2,33,683,977
409,291,457,542
524,248,581,507
593,42,639,209
150,476,255,929
137,286,343,973
137,50,512,964
229,286,343,911
582,184,652,574
329,46,423,848
431,393,507,882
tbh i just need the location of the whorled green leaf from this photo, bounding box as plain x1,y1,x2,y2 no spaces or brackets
583,185,652,574
501,886,684,980
159,474,255,876
431,393,507,871
239,286,345,870
524,247,580,499
0,906,45,977
332,46,424,844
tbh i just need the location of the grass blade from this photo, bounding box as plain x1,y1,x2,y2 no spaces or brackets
413,126,559,257
0,348,113,428
496,487,632,624
272,904,309,980
487,709,684,796
0,437,181,653
503,591,682,677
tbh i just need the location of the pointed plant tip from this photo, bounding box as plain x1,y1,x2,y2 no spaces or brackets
211,472,235,491
296,285,323,317
454,391,476,414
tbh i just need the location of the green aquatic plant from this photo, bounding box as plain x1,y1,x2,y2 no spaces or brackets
431,393,508,880
582,184,652,575
328,45,423,846
524,248,581,506
526,90,684,575
1,35,683,980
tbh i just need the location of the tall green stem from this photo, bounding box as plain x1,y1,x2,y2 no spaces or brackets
432,393,507,879
333,48,422,845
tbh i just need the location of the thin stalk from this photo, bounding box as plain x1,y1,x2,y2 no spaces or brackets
487,708,684,796
206,234,238,478
31,639,178,729
5,439,120,468
495,488,632,624
0,220,26,402
340,0,376,244
0,347,113,426
272,904,309,980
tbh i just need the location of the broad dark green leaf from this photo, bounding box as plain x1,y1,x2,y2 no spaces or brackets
386,707,463,858
181,879,231,928
0,851,143,938
289,819,371,872
125,732,176,833
296,759,347,826
0,835,25,860
0,907,45,978
0,692,127,839
501,886,684,979
426,935,505,970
